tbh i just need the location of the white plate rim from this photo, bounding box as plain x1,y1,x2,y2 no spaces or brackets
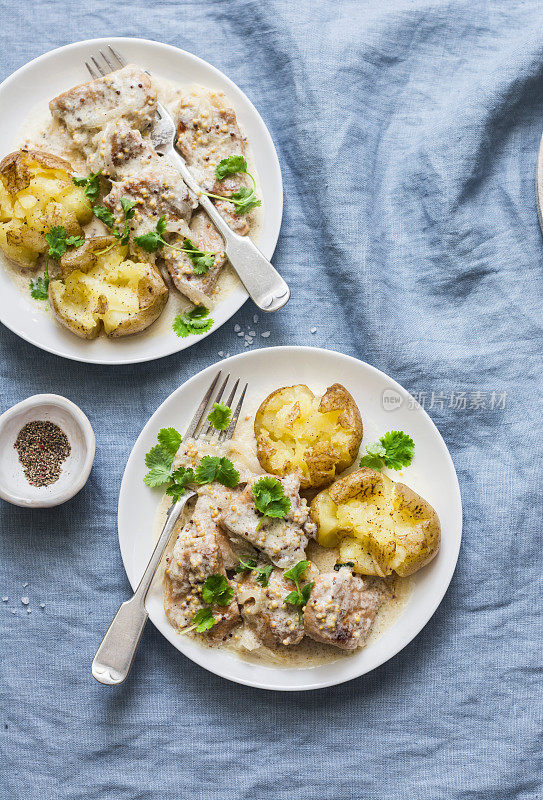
117,346,463,691
0,37,283,365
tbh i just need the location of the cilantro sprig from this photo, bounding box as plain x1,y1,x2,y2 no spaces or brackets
29,266,49,300
203,155,261,215
359,430,414,471
207,402,231,431
134,217,216,275
94,197,136,251
201,575,233,607
234,558,274,587
182,607,215,634
73,170,102,202
172,306,214,338
30,226,85,299
283,560,313,619
252,476,291,530
195,455,239,488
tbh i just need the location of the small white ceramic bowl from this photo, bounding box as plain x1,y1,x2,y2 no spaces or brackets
0,394,95,508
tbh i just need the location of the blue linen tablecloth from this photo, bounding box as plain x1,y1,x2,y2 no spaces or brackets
1,1,542,798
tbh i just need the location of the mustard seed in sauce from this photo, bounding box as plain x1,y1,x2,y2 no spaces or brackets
14,421,71,487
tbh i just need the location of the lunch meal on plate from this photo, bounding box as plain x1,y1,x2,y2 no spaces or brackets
145,381,441,667
0,64,261,340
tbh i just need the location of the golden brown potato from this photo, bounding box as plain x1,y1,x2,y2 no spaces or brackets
311,467,440,577
0,149,92,268
49,242,168,339
254,384,363,489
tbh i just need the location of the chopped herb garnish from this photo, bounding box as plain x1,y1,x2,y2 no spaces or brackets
44,226,84,260
235,557,258,574
94,197,136,253
172,306,214,338
134,217,216,274
143,427,189,498
194,455,239,488
201,575,233,607
180,607,216,634
359,430,414,471
256,565,273,587
283,560,313,618
93,205,116,230
72,170,102,202
207,402,231,431
252,476,291,530
29,266,49,300
202,155,261,215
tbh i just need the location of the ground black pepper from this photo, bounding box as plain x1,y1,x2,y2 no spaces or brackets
14,420,71,487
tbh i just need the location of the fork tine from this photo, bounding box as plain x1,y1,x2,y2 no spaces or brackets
85,61,99,79
201,374,230,437
184,371,221,440
91,56,106,77
108,45,127,68
100,49,115,72
221,382,247,441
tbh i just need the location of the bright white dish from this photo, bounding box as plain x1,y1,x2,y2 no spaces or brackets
118,347,462,690
0,38,282,364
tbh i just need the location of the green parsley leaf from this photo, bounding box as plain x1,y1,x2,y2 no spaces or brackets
195,456,239,488
73,170,101,201
93,205,115,229
283,560,310,584
207,402,231,431
143,444,174,487
333,562,355,572
380,430,415,470
172,306,214,338
256,565,273,587
29,266,49,300
157,427,182,457
215,155,248,180
191,607,215,633
44,226,84,260
252,476,291,520
359,452,385,470
235,557,258,574
182,237,215,275
229,185,261,215
201,574,233,607
359,431,414,471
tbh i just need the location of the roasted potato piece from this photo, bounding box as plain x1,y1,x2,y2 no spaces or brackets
311,468,440,577
0,150,91,268
49,242,168,339
254,384,363,489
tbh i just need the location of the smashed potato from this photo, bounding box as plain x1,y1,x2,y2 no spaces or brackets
254,384,363,489
0,150,92,268
311,468,440,577
49,240,168,338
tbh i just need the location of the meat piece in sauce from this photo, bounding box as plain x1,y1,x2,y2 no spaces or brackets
176,89,251,235
237,567,304,648
164,494,240,643
49,65,156,153
221,474,317,569
303,567,383,650
162,210,226,308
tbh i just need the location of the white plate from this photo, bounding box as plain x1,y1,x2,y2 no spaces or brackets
0,37,283,365
118,346,462,691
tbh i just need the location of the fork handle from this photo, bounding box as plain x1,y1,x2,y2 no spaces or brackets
165,147,290,312
91,491,195,685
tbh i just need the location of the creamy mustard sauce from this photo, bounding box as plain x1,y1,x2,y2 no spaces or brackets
153,391,413,669
5,73,262,335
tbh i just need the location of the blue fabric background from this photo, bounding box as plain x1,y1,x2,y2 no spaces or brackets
0,1,541,798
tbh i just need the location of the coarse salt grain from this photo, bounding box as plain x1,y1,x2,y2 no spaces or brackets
237,332,244,338
23,582,28,588
218,351,224,357
2,597,7,602
261,331,271,338
253,315,258,323
40,603,45,609
234,324,241,332
27,608,31,614
21,597,29,605
310,327,317,334
11,610,16,615
249,330,256,337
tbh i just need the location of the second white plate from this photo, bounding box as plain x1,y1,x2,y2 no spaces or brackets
118,346,462,691
0,37,283,364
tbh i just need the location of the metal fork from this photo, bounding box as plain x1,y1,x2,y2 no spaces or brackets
91,370,247,686
85,46,290,313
